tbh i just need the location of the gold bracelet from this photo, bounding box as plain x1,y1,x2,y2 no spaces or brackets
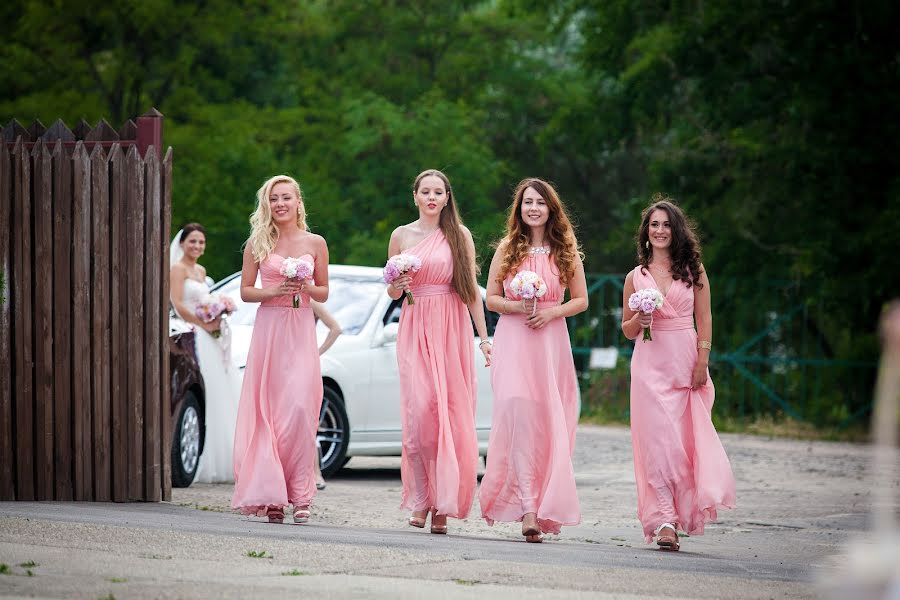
697,340,712,350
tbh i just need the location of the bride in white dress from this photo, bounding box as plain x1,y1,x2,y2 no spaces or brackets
169,223,241,484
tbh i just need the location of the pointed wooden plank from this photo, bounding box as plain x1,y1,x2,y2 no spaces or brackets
107,143,128,502
27,120,46,139
0,140,14,499
118,120,137,141
143,146,162,501
72,142,93,501
137,110,163,160
2,120,29,143
90,144,112,501
160,147,173,501
52,140,73,500
124,144,145,499
86,119,119,142
12,138,34,500
42,119,75,143
32,140,55,500
72,119,92,140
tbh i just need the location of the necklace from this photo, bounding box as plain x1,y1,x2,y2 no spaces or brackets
529,245,550,255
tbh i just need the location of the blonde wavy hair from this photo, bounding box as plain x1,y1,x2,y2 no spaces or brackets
413,169,478,304
247,175,308,263
496,178,583,286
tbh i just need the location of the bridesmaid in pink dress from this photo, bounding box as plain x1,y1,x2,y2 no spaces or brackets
231,175,330,525
479,178,588,543
387,169,492,535
621,194,736,550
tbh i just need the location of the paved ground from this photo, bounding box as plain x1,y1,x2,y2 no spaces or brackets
0,425,890,599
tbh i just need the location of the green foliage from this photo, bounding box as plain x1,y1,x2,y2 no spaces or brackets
1,0,891,424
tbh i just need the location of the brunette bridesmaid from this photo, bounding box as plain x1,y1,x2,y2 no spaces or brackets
479,178,587,542
621,194,735,550
387,169,491,534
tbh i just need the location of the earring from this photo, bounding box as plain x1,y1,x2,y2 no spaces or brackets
645,240,649,249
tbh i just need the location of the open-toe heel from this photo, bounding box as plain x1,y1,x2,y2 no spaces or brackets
408,509,427,528
267,507,284,524
430,511,448,535
522,512,541,539
293,506,311,524
655,522,680,551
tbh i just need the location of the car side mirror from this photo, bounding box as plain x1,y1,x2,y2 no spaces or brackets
380,322,399,345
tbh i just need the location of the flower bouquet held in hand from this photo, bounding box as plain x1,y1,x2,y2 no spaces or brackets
510,270,547,316
279,257,314,308
195,293,237,338
383,254,422,305
628,288,665,342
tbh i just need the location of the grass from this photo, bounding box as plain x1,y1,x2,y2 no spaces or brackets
98,594,117,600
107,577,127,583
281,569,308,576
0,564,9,575
18,561,38,568
246,550,271,559
454,579,480,586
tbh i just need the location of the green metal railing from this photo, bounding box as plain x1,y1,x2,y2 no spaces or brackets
570,274,877,428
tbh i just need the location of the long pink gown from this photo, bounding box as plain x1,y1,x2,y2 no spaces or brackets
232,253,323,516
629,265,736,542
479,251,581,535
397,230,478,519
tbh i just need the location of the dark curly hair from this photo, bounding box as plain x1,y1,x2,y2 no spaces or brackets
637,194,704,289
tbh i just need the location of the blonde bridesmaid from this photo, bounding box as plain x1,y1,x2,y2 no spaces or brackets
231,175,329,524
621,194,736,550
387,169,491,534
479,178,587,542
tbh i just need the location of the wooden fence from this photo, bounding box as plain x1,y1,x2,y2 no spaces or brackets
0,109,172,501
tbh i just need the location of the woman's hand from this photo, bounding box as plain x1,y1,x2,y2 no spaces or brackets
391,274,412,292
691,361,709,389
479,341,492,367
272,278,305,299
200,315,222,334
638,312,652,328
525,306,558,329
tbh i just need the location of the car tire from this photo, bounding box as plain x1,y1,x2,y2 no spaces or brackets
171,392,202,488
319,385,349,478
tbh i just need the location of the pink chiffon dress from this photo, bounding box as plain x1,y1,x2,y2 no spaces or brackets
479,251,581,535
231,253,323,516
629,265,736,542
397,229,478,519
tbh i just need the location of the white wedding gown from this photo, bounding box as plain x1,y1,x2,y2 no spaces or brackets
179,278,241,483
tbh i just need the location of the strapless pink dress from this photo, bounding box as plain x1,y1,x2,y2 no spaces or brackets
629,265,736,542
397,230,478,519
231,254,323,515
479,252,581,534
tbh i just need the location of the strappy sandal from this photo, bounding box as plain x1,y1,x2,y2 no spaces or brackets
430,511,448,535
522,512,543,543
293,506,311,524
408,509,428,528
655,522,680,551
266,507,284,524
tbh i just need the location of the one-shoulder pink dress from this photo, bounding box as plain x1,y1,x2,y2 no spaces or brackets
397,230,478,519
479,251,581,534
629,266,736,542
231,253,323,516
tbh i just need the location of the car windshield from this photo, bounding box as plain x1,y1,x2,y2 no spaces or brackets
219,275,383,335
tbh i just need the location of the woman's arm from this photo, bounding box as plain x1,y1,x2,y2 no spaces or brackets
621,270,650,340
385,227,411,300
525,253,589,329
691,265,712,388
484,242,530,316
170,264,215,331
301,235,330,303
311,300,342,355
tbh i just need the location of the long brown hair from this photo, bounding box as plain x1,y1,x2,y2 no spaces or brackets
496,178,582,286
413,169,478,304
637,193,704,288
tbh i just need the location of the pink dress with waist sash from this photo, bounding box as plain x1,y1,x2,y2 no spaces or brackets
629,265,736,542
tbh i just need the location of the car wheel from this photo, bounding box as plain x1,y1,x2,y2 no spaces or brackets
171,392,202,488
318,385,349,478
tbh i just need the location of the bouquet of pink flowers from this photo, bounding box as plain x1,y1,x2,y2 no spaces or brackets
279,256,314,308
510,270,547,316
194,293,237,338
628,288,665,341
383,253,422,305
